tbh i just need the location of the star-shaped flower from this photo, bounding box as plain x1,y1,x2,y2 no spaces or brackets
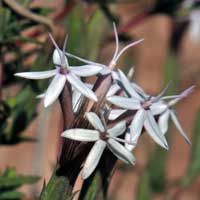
158,86,195,145
107,69,169,150
15,34,103,107
61,112,135,179
65,23,143,79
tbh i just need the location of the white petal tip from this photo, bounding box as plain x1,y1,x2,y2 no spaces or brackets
129,157,136,165
82,172,89,180
14,73,23,77
44,100,51,108
92,96,98,102
61,132,67,138
163,143,169,150
186,138,192,146
138,38,144,42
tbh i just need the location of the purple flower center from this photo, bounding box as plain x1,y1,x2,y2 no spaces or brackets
59,67,69,75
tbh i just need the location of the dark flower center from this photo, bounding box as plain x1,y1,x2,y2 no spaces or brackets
141,100,152,110
100,132,109,141
59,67,69,75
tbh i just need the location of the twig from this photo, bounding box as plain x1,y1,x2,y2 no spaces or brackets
3,0,54,32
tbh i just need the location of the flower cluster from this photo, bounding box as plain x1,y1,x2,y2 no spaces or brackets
15,23,194,179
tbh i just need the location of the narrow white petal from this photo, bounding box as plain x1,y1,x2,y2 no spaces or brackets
170,110,191,145
114,38,144,62
107,138,136,164
61,129,100,141
118,69,143,100
152,81,172,103
82,140,106,179
127,67,134,79
150,102,168,115
66,52,104,67
111,71,120,81
72,82,93,112
44,74,66,107
99,67,111,75
69,65,103,77
108,120,126,137
106,83,120,97
111,22,119,61
53,49,68,66
131,82,148,98
108,109,126,120
107,96,141,110
144,110,169,150
85,83,93,89
125,133,136,151
15,70,57,80
161,95,179,100
36,93,45,99
130,109,146,140
72,90,84,113
85,112,105,132
67,73,97,102
158,110,170,135
72,82,93,91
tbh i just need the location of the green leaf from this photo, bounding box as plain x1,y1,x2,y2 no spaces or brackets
0,168,39,200
39,171,73,200
0,191,24,200
85,10,107,61
0,175,40,189
65,5,85,62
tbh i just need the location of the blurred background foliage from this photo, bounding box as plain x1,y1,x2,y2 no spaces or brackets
0,0,200,199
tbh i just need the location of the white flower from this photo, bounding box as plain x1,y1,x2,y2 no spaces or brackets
61,112,136,179
15,34,103,107
65,23,143,79
49,67,134,114
107,70,169,150
158,86,195,145
124,128,139,151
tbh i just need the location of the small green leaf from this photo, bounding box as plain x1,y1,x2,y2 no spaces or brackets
0,191,24,200
0,175,39,189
